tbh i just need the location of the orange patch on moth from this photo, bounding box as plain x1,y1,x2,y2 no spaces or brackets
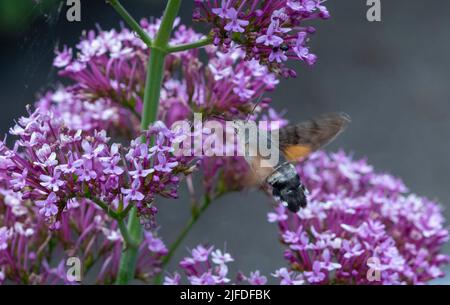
283,145,312,161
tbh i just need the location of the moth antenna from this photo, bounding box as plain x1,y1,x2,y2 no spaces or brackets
246,94,264,123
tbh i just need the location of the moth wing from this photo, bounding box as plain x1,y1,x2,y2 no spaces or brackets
242,127,282,187
279,112,350,161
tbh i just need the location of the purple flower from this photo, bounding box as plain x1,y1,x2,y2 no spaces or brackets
319,249,342,271
211,0,232,18
10,169,28,189
154,153,178,173
255,21,284,47
34,151,58,168
272,268,305,285
145,232,168,255
211,249,234,265
39,171,64,192
304,261,326,283
269,150,449,284
171,245,234,285
57,153,83,174
342,240,364,259
245,271,268,285
35,192,59,218
0,227,12,251
1,107,190,230
192,245,214,262
149,134,173,154
102,156,124,176
223,8,249,33
76,159,98,182
53,46,72,68
194,0,330,75
188,273,218,285
288,0,316,12
82,140,105,160
164,272,182,285
128,160,154,178
269,49,288,63
121,179,145,203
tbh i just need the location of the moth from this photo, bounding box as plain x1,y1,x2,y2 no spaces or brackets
237,112,350,213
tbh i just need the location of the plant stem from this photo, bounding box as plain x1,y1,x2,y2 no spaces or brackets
116,213,140,283
167,36,213,53
163,195,212,267
114,0,182,285
85,193,120,220
153,192,224,285
108,0,152,48
117,218,138,248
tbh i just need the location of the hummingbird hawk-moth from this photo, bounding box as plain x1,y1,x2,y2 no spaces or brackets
239,112,350,212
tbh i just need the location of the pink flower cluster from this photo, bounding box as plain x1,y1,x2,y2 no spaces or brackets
268,151,449,284
51,19,286,196
164,245,269,285
53,19,283,124
194,0,330,76
0,108,189,229
1,10,448,285
0,185,168,284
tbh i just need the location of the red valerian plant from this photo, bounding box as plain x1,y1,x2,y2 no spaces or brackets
0,0,448,284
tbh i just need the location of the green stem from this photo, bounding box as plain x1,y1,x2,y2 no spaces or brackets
167,36,213,53
114,0,182,285
85,193,120,220
118,218,139,248
153,192,224,285
163,195,212,267
115,209,140,284
108,0,152,48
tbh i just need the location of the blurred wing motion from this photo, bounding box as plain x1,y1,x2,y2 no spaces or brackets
279,112,351,161
244,112,350,212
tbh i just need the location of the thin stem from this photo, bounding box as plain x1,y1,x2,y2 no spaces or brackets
118,218,139,248
140,48,165,130
115,0,182,285
85,194,120,220
108,0,153,48
163,195,212,267
116,211,140,283
152,0,182,51
118,202,133,219
167,36,213,53
153,192,225,285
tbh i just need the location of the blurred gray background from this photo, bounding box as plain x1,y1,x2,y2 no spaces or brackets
0,0,449,284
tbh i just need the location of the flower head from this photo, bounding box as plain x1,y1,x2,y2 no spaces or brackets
269,150,449,284
194,0,330,76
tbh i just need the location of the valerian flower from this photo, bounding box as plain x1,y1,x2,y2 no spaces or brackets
1,9,447,286
272,267,305,285
0,108,191,229
268,150,449,284
0,187,168,284
164,245,268,285
194,0,330,76
49,20,286,197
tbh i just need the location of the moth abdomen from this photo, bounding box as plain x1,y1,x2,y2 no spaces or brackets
279,186,307,212
267,162,308,212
